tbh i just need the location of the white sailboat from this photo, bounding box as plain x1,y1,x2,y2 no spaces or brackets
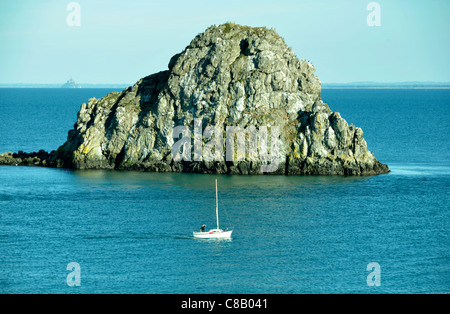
193,179,233,239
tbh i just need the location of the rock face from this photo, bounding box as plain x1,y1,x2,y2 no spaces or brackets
1,23,389,175
0,151,58,167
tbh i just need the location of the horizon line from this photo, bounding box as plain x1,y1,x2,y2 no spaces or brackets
0,81,449,88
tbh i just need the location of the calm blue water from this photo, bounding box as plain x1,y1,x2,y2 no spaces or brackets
0,88,449,293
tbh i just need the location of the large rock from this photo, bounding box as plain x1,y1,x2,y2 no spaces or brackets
2,23,389,175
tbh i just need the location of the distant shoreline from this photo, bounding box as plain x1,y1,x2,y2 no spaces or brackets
0,84,130,89
322,86,450,89
322,82,450,89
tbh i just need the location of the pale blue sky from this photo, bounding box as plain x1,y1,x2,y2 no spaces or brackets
0,0,448,84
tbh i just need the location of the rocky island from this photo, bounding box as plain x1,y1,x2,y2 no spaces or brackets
0,23,389,175
62,78,81,88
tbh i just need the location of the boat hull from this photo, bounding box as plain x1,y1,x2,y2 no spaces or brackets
193,230,233,239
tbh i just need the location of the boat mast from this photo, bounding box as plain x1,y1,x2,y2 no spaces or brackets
216,179,219,230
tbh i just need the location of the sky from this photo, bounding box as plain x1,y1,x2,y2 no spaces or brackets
0,0,449,84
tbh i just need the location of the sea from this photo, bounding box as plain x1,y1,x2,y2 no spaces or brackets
0,88,448,294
